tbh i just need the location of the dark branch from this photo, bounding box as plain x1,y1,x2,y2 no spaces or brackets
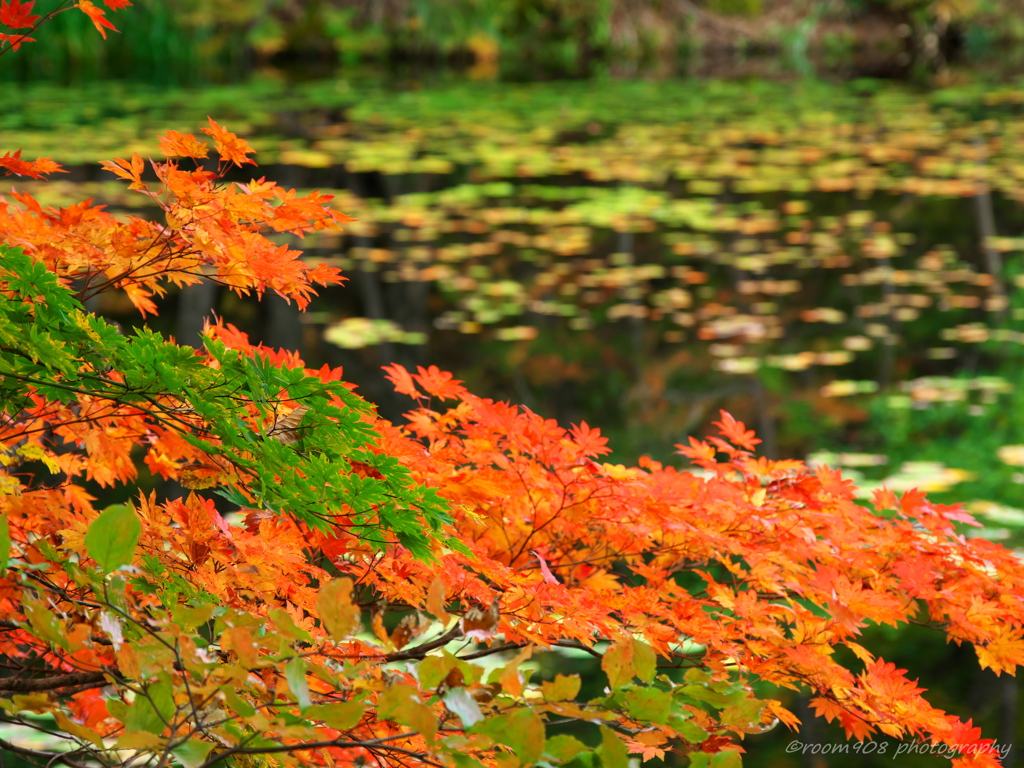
385,624,463,662
0,736,93,768
0,670,108,694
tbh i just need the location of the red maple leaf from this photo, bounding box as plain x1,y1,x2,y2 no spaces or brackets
0,0,39,28
0,31,33,48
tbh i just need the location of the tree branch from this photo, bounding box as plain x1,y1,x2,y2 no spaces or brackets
0,736,93,768
0,670,108,695
385,623,463,662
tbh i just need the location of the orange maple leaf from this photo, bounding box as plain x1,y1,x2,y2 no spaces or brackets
202,117,256,167
76,0,117,38
713,410,761,451
569,420,611,457
676,436,717,468
0,31,34,48
0,150,64,178
158,130,209,160
412,365,466,401
974,631,1024,675
99,153,146,190
383,364,422,400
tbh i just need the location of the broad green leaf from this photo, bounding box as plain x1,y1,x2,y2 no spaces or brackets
721,697,766,729
285,656,312,711
0,513,9,575
222,688,257,718
451,755,488,768
601,639,634,689
316,577,361,638
418,653,458,690
173,739,216,768
631,638,657,683
269,608,313,643
504,709,545,765
684,668,712,684
85,504,141,573
379,684,438,744
306,701,365,730
23,596,69,651
541,673,581,702
54,711,103,748
681,684,734,707
544,734,589,762
125,679,175,734
711,750,743,768
171,603,216,630
623,687,672,725
673,716,709,743
598,726,629,768
105,699,129,722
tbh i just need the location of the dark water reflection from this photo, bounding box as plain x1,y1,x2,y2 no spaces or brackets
7,74,1024,487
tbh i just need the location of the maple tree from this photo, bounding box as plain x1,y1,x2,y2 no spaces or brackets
1,8,1024,768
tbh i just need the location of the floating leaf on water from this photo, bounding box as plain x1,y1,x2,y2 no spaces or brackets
494,326,539,341
997,445,1024,467
801,308,847,324
807,451,886,468
816,351,855,366
324,318,426,349
820,380,879,397
967,501,1024,527
714,357,759,375
860,462,974,495
842,336,873,351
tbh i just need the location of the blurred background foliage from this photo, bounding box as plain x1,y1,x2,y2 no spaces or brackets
9,0,1024,82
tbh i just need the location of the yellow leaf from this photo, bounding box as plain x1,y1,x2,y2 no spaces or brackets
580,569,620,593
499,645,533,698
317,578,361,639
71,309,103,343
220,626,262,669
55,711,104,748
116,643,141,680
0,472,22,496
11,692,51,713
116,731,167,750
427,577,451,628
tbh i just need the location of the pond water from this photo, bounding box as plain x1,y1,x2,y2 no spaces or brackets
7,73,1024,545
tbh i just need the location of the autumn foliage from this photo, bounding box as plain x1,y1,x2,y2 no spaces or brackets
0,0,127,51
1,7,1024,768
